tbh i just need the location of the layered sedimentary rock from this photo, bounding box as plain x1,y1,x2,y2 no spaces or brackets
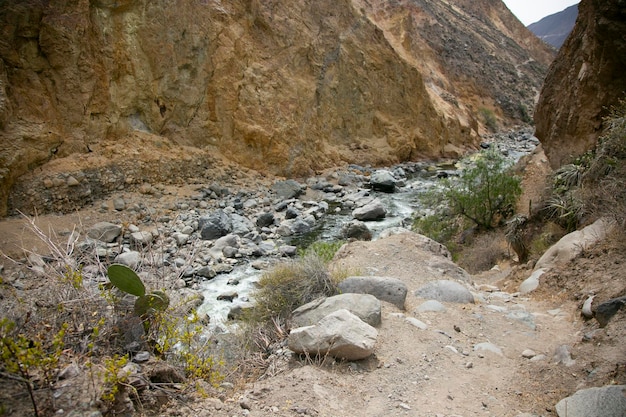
535,0,626,168
0,0,553,215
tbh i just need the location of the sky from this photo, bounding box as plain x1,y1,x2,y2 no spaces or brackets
502,0,580,26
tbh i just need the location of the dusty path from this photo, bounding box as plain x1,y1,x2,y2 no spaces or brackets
169,232,583,417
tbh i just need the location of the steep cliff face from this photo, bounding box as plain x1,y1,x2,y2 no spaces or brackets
0,0,553,215
535,0,626,168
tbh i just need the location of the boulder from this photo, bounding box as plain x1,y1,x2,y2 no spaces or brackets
535,218,613,271
369,169,396,192
256,212,275,227
292,294,382,328
198,210,233,240
271,180,305,199
338,276,407,309
288,309,377,361
341,220,372,241
414,280,474,304
87,222,121,243
555,385,626,417
352,198,386,221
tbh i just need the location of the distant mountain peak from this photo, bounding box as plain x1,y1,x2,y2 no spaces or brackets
528,4,578,49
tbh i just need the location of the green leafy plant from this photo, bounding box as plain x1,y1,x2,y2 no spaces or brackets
106,264,170,318
445,149,521,230
0,318,67,417
148,310,224,384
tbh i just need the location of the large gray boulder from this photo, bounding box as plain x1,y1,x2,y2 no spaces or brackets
415,280,474,304
292,294,382,328
338,276,407,309
341,220,372,241
288,309,378,361
271,179,305,199
369,169,397,193
352,198,386,221
520,218,614,293
555,385,626,417
198,210,232,240
535,217,613,270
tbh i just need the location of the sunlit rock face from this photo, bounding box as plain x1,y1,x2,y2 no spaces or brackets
0,0,552,216
535,0,626,168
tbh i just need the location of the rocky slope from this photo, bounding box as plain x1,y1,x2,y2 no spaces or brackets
0,0,553,217
527,4,578,49
534,0,626,168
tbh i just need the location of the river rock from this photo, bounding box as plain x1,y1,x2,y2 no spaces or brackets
555,385,626,417
87,222,122,243
338,276,407,309
256,212,275,227
271,180,305,199
369,169,397,192
115,251,141,269
341,220,372,241
288,309,378,361
199,210,233,240
352,198,386,221
415,280,474,304
292,293,382,328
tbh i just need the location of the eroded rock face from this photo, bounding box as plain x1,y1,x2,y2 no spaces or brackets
535,0,626,168
0,0,552,216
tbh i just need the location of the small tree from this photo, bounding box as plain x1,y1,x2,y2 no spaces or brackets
445,149,521,230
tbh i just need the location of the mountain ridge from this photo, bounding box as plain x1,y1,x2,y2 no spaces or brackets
528,4,578,49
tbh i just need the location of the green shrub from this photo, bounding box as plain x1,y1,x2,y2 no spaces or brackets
445,149,521,230
248,254,340,324
479,107,498,132
297,240,345,264
412,213,460,246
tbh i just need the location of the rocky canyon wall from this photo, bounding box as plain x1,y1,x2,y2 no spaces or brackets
535,0,626,168
0,0,553,216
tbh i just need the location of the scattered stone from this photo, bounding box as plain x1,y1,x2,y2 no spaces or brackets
581,294,595,319
474,342,503,356
292,293,382,328
507,311,536,330
521,349,537,359
405,317,428,330
555,385,626,417
87,222,122,243
288,309,378,361
352,198,386,221
338,276,407,309
595,296,626,327
415,280,474,304
341,220,372,241
553,345,575,367
198,210,233,240
415,300,447,313
115,251,141,269
133,351,150,363
256,212,275,227
113,198,126,211
369,169,397,192
130,230,154,246
271,179,305,199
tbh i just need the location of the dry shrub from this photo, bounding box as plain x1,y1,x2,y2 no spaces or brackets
457,231,508,273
